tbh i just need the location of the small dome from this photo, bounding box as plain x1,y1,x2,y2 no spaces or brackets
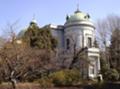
67,10,90,22
30,19,37,25
18,29,27,38
31,19,37,24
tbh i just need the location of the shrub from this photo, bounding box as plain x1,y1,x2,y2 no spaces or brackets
116,68,120,80
104,68,119,81
35,77,54,88
49,69,81,86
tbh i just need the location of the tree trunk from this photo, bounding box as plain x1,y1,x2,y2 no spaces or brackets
10,79,17,89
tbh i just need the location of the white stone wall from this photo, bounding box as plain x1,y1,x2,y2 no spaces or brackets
87,48,100,78
51,29,64,49
64,26,84,54
83,27,95,47
64,21,95,51
64,20,100,79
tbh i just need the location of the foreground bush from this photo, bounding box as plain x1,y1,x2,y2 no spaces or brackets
35,69,81,87
49,69,81,86
117,68,120,80
36,77,54,88
104,68,119,81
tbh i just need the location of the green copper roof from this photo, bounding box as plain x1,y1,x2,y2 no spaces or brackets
18,29,26,38
67,10,90,22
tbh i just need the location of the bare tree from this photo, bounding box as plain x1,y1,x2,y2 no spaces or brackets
96,15,120,49
110,28,120,69
96,15,120,70
0,23,57,89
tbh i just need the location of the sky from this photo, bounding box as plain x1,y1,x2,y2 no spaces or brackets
0,0,120,36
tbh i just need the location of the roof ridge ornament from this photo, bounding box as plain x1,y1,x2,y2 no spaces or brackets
75,0,81,13
77,3,79,11
32,14,35,20
31,14,37,24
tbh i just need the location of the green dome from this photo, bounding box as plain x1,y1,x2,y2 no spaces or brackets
67,10,90,22
18,29,26,38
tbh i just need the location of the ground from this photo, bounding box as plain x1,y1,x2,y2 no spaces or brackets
0,82,120,89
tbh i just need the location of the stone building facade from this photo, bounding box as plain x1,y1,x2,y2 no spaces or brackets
19,9,101,79
45,9,101,79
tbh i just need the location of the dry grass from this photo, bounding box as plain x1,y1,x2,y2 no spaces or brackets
0,83,40,89
0,83,81,89
0,83,82,89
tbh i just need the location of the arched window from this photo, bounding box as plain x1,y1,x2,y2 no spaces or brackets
66,39,70,50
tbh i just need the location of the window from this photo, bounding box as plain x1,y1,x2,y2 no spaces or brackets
66,39,70,50
90,66,94,74
88,37,92,48
89,56,97,75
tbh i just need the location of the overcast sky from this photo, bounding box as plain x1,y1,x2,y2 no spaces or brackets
0,0,120,35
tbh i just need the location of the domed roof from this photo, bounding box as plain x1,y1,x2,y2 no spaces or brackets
67,10,90,22
17,29,27,38
31,19,37,23
30,19,37,25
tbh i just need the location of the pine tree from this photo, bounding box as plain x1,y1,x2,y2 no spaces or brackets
23,22,57,50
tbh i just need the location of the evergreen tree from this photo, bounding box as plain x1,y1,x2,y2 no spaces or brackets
23,22,57,50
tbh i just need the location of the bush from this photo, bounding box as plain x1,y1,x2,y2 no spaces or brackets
35,77,54,88
104,69,119,81
49,69,81,86
116,68,120,80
